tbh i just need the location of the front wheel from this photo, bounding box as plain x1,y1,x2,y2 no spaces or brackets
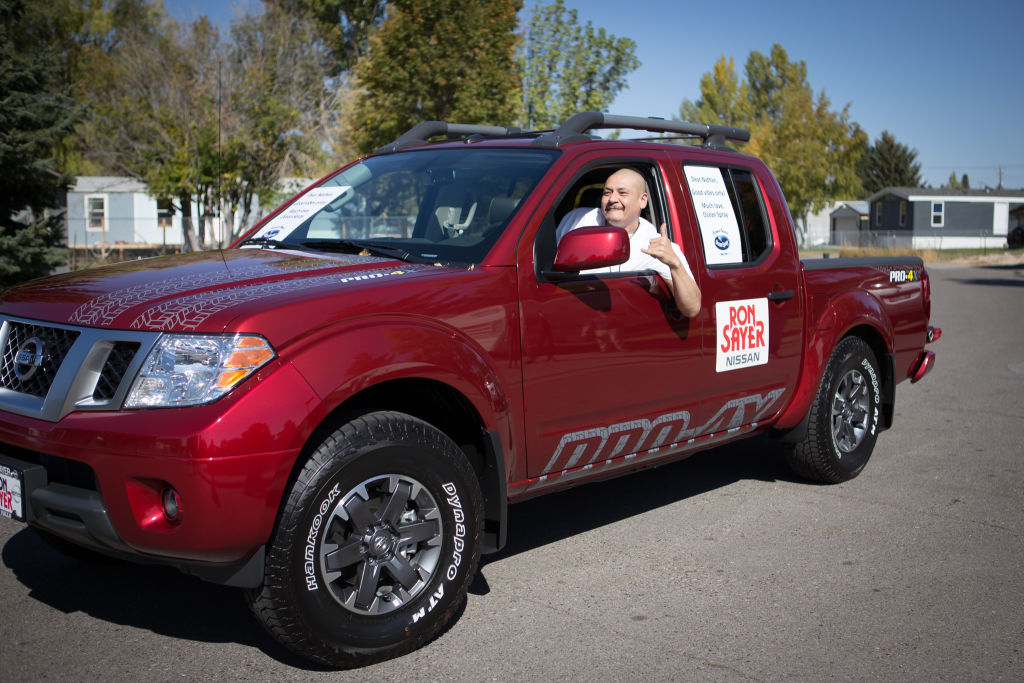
249,411,483,668
786,337,882,483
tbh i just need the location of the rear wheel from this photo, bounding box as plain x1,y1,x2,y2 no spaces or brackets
249,411,483,668
786,337,882,483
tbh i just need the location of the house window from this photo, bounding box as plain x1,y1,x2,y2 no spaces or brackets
875,200,883,225
86,196,106,232
157,198,174,230
899,201,907,227
931,201,944,227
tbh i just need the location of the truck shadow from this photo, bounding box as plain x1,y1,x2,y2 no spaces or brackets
475,435,797,579
0,435,797,669
0,527,333,670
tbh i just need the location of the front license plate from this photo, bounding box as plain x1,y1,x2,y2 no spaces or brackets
0,462,25,521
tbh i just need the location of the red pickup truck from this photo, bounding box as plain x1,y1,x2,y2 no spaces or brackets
0,113,939,666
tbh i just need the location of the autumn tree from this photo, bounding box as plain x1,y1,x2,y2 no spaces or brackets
518,0,639,129
677,55,752,137
678,45,866,243
350,0,521,154
855,130,922,194
0,0,81,289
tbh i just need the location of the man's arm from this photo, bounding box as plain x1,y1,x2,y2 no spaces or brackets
641,223,701,317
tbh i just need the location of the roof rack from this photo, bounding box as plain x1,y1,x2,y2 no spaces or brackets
376,122,524,153
531,112,750,150
375,112,750,154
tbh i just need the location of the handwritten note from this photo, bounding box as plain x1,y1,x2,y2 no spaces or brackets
254,186,351,239
684,166,742,265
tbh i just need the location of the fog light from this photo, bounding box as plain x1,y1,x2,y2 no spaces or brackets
161,487,183,524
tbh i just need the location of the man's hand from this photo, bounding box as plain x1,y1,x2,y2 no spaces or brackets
641,223,701,318
640,223,682,269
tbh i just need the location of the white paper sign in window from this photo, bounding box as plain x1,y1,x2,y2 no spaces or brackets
253,186,351,240
684,166,742,265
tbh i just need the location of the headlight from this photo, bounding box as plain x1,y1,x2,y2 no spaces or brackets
125,334,275,408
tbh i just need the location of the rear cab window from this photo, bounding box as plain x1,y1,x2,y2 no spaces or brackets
681,164,773,268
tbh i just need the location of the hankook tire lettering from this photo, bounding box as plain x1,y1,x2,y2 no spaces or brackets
304,482,341,591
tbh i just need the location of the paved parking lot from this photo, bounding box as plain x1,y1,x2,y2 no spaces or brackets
2,261,1022,681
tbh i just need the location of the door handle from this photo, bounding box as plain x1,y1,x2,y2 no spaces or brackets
767,289,795,302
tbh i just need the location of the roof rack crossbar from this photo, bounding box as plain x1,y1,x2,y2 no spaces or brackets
531,111,750,150
377,122,523,154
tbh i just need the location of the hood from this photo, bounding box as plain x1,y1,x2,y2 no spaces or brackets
0,249,433,331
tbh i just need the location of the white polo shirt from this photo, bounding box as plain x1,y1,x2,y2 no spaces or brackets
555,207,694,280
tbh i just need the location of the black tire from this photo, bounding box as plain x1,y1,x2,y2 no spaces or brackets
248,411,483,668
786,337,882,483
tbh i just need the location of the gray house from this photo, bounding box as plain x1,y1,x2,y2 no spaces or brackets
829,201,869,246
67,177,182,250
866,187,1024,249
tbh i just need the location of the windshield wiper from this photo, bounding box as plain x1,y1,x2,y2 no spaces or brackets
239,236,289,249
301,239,413,262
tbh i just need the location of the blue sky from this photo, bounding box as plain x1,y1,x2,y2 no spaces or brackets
166,0,1024,189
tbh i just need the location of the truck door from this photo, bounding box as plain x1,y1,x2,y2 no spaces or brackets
517,156,705,482
671,161,804,437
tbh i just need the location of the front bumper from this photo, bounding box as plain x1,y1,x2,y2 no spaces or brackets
0,360,322,586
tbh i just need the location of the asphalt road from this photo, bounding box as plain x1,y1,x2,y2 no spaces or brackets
2,262,1022,681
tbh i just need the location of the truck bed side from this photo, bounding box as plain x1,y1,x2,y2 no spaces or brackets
773,256,932,434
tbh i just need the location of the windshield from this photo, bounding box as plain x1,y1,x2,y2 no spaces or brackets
245,147,558,264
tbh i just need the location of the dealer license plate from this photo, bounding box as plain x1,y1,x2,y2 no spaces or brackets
0,462,24,521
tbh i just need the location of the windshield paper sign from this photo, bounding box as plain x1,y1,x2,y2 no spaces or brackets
684,166,742,265
716,298,769,372
253,186,351,240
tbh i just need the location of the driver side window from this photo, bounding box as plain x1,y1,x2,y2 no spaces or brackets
537,162,668,273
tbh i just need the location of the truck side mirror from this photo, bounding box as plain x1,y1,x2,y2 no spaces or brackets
552,226,629,272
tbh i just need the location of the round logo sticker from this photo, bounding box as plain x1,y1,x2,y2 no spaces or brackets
714,234,731,251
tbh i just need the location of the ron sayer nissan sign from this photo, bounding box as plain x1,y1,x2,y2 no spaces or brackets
716,297,770,372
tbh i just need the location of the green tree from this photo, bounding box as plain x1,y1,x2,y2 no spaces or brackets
518,0,639,129
271,0,386,75
224,4,338,239
855,130,922,194
25,0,161,174
70,2,339,250
678,44,866,242
83,14,224,250
350,0,521,154
0,0,81,289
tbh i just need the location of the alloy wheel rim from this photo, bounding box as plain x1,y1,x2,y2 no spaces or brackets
318,474,443,615
831,368,870,454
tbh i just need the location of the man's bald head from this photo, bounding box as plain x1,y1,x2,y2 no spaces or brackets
602,168,648,231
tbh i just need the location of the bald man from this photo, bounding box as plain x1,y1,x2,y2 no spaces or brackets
555,168,701,317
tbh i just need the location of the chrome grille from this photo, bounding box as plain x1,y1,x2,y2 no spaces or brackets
0,322,80,398
93,342,140,401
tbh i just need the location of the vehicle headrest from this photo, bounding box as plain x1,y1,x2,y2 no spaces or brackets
488,196,520,224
